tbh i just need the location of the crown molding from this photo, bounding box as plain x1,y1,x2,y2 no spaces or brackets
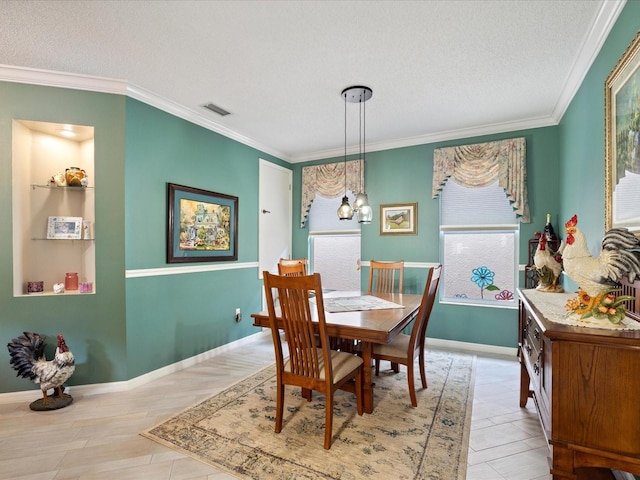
293,115,556,163
0,63,127,94
0,64,292,163
550,0,626,122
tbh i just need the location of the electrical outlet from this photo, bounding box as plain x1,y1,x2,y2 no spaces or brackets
235,308,241,322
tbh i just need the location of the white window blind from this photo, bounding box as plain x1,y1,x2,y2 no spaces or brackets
308,194,360,233
441,179,517,226
440,179,518,307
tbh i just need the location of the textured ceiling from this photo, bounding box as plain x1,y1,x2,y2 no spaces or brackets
0,0,623,162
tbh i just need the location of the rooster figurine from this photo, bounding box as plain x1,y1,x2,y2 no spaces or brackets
7,332,75,410
563,215,640,297
533,232,564,292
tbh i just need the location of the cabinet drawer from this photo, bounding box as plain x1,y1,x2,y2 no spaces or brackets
522,313,543,383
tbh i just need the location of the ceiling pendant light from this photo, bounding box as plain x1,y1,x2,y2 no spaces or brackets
337,89,354,220
357,94,372,224
340,86,373,222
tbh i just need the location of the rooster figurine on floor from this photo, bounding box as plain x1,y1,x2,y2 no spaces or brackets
7,332,75,410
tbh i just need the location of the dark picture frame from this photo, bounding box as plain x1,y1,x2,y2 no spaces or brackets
167,183,238,263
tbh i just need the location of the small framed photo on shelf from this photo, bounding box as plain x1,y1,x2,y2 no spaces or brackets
47,216,83,240
380,203,418,235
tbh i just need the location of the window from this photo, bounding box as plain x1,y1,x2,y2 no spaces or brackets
308,194,360,290
439,179,518,307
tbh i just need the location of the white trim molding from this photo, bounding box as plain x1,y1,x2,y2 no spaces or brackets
126,261,259,278
0,331,516,404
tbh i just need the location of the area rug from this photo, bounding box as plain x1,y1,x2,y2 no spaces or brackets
141,349,476,480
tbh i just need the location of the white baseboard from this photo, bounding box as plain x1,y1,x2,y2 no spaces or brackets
0,331,270,404
426,337,518,357
1,332,518,404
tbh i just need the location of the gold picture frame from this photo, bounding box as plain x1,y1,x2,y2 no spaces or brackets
380,203,417,235
605,30,640,232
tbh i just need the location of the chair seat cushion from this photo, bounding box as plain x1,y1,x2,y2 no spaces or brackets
372,333,410,358
285,349,363,384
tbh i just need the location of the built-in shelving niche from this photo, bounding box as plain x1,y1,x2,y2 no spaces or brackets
12,120,95,296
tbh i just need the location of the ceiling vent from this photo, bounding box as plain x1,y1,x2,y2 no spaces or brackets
202,102,231,116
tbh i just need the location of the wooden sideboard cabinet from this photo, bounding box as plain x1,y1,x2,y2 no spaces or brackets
518,287,640,480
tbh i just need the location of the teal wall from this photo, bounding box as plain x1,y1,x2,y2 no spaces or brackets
559,1,640,295
0,82,127,393
123,99,287,377
292,127,560,348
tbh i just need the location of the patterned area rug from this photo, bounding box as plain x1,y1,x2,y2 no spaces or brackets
141,349,476,480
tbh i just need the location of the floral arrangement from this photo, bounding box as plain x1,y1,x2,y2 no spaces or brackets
565,288,634,324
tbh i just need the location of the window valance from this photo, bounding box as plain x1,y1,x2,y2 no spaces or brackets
432,137,530,223
301,160,363,227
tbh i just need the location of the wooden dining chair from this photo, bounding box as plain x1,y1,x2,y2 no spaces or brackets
263,271,364,449
277,261,306,276
279,258,308,275
371,264,442,407
368,260,405,294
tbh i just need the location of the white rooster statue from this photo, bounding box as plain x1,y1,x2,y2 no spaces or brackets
563,215,640,296
562,215,640,323
7,332,75,410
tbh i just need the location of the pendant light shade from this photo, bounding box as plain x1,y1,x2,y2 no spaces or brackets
338,86,372,223
353,192,368,211
358,202,373,224
337,91,353,220
337,195,354,220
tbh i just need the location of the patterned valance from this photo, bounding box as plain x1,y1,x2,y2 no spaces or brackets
432,137,530,223
301,160,363,227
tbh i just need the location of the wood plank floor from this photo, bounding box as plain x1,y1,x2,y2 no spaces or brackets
0,331,552,480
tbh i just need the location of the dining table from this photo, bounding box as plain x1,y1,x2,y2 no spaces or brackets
251,290,423,414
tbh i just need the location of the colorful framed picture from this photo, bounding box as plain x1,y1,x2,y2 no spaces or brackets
380,203,417,235
47,216,83,239
605,30,640,232
167,183,238,263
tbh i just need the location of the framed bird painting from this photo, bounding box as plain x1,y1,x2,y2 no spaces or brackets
380,203,417,235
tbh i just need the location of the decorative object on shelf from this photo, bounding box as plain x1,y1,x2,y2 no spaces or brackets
26,281,44,294
64,272,78,291
65,167,86,187
79,282,93,293
52,171,67,187
341,85,373,224
7,332,75,411
167,183,238,263
47,216,82,240
562,214,640,322
605,30,640,231
53,283,65,294
82,220,91,239
532,214,564,293
380,203,418,235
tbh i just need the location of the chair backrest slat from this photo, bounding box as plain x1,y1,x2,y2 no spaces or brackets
368,260,405,294
408,265,442,354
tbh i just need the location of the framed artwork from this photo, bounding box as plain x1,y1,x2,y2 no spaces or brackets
380,203,417,235
47,216,83,239
605,30,640,232
167,183,238,263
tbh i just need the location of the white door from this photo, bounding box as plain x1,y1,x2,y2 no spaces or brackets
259,159,292,279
